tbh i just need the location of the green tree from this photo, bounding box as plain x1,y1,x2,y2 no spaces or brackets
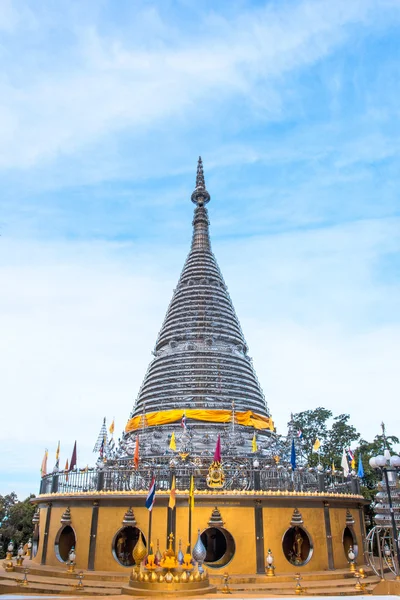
291,407,332,466
0,493,35,558
291,408,360,467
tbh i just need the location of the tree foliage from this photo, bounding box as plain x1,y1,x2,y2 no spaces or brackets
0,493,35,558
291,407,361,467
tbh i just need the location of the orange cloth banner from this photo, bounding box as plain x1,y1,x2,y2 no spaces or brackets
125,408,274,433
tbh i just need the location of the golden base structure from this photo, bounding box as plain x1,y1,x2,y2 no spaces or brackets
30,487,367,579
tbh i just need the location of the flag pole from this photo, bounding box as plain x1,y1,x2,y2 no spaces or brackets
188,498,192,548
147,509,152,552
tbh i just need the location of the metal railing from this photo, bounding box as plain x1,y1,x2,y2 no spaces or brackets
39,459,358,496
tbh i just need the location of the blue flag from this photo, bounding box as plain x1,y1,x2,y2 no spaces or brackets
291,438,296,470
357,454,364,479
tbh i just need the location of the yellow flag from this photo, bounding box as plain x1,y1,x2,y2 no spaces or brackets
189,475,195,510
252,432,257,453
351,458,356,470
55,441,60,461
169,474,176,509
169,432,176,451
109,419,115,435
313,438,321,452
40,449,48,477
332,461,336,472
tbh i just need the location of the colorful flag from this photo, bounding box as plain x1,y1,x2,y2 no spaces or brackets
133,436,139,470
69,441,77,471
357,454,365,479
169,432,177,451
181,413,187,429
189,474,195,510
55,441,60,469
169,474,176,509
312,438,321,452
347,449,355,461
297,430,303,440
290,439,296,470
40,449,48,477
341,448,349,477
109,419,115,435
145,476,156,511
213,434,221,463
64,458,69,481
99,435,106,457
251,432,257,453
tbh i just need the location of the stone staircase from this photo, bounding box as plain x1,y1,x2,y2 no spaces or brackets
208,568,381,596
0,560,128,595
0,561,382,596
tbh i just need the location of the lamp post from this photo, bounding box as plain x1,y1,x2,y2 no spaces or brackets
369,451,400,579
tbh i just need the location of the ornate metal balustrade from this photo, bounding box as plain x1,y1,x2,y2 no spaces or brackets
39,458,357,496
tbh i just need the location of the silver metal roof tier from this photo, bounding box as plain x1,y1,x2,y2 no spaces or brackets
126,158,272,453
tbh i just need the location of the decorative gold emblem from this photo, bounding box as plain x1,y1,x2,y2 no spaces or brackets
179,452,189,461
206,461,225,488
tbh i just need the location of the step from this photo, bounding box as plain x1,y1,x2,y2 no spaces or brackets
13,561,129,582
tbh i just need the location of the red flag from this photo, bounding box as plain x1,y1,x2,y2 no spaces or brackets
69,441,77,471
134,436,139,470
213,434,221,463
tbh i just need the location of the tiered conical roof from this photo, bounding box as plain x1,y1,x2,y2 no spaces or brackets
127,158,270,443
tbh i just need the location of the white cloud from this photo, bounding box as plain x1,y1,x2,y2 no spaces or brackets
0,0,395,169
1,213,399,496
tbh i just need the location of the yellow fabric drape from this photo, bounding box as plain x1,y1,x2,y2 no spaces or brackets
125,408,274,433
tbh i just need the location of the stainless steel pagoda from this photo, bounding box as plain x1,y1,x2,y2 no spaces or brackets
123,158,274,457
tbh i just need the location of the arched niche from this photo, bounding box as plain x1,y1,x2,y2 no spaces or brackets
112,526,146,567
343,526,358,559
200,527,235,569
282,525,313,566
54,524,76,563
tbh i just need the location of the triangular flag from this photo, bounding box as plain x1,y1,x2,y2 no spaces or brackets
341,448,349,477
69,441,77,471
169,474,176,510
55,441,60,461
290,439,296,470
169,432,176,451
213,434,221,463
251,432,257,453
332,461,336,472
312,438,321,452
109,419,115,435
64,458,69,481
133,436,139,470
189,474,195,510
357,454,364,479
40,449,48,477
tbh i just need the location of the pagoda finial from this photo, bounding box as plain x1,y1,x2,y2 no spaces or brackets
191,156,210,206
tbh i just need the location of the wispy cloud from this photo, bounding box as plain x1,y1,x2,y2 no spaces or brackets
0,0,400,497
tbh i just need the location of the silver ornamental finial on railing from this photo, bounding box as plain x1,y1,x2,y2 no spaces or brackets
191,157,210,206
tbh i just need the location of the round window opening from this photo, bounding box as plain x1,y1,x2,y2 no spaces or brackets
282,526,313,566
200,527,235,569
113,526,146,567
55,525,76,563
343,526,358,559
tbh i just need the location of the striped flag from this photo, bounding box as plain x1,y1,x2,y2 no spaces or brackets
145,476,156,511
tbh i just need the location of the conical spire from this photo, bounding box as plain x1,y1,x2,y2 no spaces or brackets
126,158,271,453
191,157,210,206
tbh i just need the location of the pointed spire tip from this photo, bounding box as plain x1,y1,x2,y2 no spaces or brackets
191,156,210,206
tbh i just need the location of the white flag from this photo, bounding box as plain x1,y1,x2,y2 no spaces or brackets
341,448,349,477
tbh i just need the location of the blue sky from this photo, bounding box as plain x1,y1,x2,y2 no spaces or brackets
0,0,399,498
